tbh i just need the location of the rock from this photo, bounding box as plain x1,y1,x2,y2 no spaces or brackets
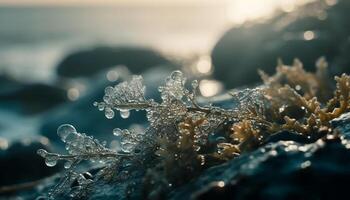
170,136,350,200
262,130,312,144
0,75,23,92
211,0,350,88
0,138,61,188
0,83,68,115
331,112,350,138
56,47,175,78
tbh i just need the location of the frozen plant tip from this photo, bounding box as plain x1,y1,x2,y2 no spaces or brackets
37,124,121,168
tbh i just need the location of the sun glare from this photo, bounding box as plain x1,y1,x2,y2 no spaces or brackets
226,0,315,25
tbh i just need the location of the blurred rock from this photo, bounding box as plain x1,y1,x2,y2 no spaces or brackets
0,83,67,115
0,75,23,92
0,138,61,188
56,46,175,78
211,0,350,88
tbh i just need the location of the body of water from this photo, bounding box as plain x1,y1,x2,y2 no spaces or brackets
0,5,229,82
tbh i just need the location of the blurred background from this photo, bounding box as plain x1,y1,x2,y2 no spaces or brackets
1,0,350,193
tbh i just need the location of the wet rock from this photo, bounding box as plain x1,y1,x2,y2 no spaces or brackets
262,130,312,144
331,112,350,138
56,47,175,78
170,136,350,200
211,0,350,88
0,83,67,115
0,138,61,188
0,75,23,92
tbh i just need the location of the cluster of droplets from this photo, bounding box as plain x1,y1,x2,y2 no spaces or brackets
37,124,114,168
158,70,187,102
94,75,150,119
113,128,145,153
57,124,109,157
146,71,192,129
146,99,187,128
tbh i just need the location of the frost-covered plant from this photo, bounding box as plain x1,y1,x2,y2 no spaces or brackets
37,60,350,199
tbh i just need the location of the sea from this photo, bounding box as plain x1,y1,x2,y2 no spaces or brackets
0,4,230,83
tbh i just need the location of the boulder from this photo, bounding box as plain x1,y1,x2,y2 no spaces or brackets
0,83,67,115
56,47,175,78
211,0,350,88
0,138,61,188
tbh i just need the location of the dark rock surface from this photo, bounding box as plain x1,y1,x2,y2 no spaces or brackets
0,83,67,115
56,47,175,78
211,0,350,88
0,138,61,188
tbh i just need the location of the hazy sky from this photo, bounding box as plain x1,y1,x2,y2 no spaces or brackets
0,0,224,6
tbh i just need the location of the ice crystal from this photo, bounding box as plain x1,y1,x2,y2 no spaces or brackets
158,70,187,101
94,75,150,119
113,128,145,153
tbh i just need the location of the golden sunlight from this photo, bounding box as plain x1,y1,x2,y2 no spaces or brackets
226,0,316,25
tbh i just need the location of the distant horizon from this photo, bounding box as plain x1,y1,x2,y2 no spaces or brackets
0,0,226,6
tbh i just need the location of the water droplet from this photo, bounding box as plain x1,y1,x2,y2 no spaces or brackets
170,70,183,81
93,102,98,107
64,160,73,169
37,149,48,157
120,110,130,119
45,155,58,167
103,95,111,103
105,108,115,119
113,128,122,136
98,102,105,111
57,124,77,142
104,86,115,96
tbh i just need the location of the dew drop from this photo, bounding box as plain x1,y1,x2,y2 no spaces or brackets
170,70,183,81
103,95,111,103
98,102,105,111
64,160,73,169
104,86,114,96
37,149,48,158
105,108,115,119
93,102,98,107
113,128,122,136
57,124,77,142
45,155,58,167
120,110,130,119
